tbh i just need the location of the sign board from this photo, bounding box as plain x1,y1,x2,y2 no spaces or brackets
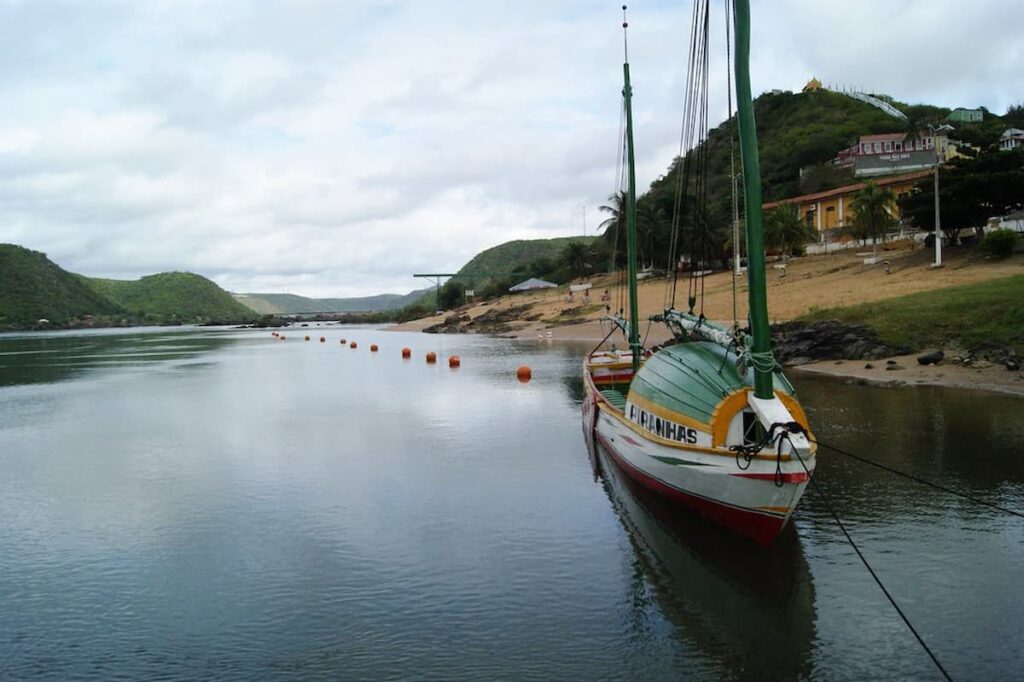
854,150,937,178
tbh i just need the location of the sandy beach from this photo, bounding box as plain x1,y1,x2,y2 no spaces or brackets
388,243,1023,396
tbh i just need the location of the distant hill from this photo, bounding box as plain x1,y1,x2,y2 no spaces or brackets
234,288,430,315
0,244,124,328
82,272,253,323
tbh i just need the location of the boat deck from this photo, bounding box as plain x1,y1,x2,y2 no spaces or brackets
599,388,628,411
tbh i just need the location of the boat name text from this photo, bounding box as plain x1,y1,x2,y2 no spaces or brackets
628,404,699,444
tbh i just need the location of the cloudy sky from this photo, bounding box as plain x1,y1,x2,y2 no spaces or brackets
1,0,1020,297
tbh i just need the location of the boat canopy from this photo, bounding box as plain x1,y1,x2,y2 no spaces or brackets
628,342,796,426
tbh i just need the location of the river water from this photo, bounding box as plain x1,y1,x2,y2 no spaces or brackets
1,326,1021,680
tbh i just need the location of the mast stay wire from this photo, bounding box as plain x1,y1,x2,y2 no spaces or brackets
666,0,706,311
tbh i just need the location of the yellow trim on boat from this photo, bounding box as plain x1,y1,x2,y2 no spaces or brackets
626,391,710,432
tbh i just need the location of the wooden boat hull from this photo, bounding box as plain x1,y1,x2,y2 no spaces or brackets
583,364,813,546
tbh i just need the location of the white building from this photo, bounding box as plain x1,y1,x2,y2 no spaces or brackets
999,128,1024,151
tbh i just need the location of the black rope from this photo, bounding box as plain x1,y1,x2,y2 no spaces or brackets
793,450,953,682
729,421,803,488
810,437,1023,519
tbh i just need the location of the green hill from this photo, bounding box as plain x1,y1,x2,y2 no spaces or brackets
0,244,124,328
456,236,597,289
234,289,429,315
82,272,253,323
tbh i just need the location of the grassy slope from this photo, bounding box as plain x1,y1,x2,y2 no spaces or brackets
801,274,1024,353
83,272,253,322
0,244,124,326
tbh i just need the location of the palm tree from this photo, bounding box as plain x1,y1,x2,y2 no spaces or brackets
766,204,815,256
850,181,896,258
598,191,627,266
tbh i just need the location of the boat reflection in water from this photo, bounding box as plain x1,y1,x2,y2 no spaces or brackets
589,437,818,678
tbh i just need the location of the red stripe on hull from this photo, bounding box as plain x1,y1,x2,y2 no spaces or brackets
733,471,809,484
595,430,786,546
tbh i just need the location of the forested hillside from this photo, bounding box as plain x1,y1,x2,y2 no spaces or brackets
0,245,124,328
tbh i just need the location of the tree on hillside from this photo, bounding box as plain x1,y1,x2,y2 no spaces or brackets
561,241,591,280
899,148,1024,243
765,204,815,256
437,279,465,310
850,181,896,257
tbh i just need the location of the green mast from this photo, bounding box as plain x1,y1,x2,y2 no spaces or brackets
622,8,641,372
733,0,773,399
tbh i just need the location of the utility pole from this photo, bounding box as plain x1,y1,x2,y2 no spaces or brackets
928,126,943,268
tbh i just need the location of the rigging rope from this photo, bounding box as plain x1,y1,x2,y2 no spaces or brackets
666,0,713,319
725,0,739,329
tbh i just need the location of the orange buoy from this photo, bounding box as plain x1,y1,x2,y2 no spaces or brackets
517,365,532,382
426,351,437,364
350,342,357,349
339,338,346,344
401,347,411,358
448,355,461,368
280,335,286,340
370,344,379,352
304,335,310,341
320,336,326,343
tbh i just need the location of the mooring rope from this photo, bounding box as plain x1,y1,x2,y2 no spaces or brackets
809,437,1023,519
792,448,954,681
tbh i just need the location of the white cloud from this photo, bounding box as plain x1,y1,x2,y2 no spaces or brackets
0,0,1020,297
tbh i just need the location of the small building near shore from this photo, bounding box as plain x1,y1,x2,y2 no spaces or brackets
508,278,557,293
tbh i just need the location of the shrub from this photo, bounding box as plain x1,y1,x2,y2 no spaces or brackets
979,229,1018,258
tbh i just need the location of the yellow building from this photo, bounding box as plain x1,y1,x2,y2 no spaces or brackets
762,170,931,237
803,77,822,92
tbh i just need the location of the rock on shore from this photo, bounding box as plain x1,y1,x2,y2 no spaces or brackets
771,320,909,366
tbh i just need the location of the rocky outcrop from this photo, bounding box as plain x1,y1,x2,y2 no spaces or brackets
423,305,533,335
770,320,909,366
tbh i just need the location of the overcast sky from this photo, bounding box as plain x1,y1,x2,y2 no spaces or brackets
1,0,1020,297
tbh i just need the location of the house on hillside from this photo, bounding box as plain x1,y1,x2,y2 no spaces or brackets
762,170,929,240
946,107,983,123
832,128,976,177
999,128,1024,151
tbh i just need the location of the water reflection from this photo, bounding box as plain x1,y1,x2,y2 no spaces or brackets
590,438,818,680
0,328,249,386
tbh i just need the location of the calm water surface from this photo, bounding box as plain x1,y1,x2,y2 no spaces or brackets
1,326,1021,680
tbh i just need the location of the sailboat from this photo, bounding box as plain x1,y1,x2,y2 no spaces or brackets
582,1,816,546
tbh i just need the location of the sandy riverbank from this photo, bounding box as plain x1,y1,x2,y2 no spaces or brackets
386,243,1023,396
